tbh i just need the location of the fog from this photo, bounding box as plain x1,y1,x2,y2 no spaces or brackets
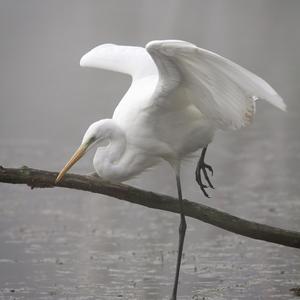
0,1,300,299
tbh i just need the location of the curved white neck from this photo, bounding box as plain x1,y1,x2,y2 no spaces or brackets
93,122,127,180
106,127,127,163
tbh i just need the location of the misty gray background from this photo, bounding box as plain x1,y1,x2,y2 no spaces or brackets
0,1,300,299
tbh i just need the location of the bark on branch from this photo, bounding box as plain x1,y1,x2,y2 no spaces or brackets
0,165,299,249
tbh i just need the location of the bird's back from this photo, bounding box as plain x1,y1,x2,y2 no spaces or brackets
81,40,285,164
113,78,215,161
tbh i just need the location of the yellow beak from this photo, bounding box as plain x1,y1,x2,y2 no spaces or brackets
55,144,88,184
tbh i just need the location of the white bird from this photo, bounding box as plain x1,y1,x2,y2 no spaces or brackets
55,40,286,299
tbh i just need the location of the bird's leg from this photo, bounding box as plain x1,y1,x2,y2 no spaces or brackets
195,146,214,198
171,171,187,300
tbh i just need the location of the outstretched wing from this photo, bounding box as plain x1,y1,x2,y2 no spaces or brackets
146,40,286,130
80,43,157,79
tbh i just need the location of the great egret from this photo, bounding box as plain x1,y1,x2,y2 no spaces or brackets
55,40,286,299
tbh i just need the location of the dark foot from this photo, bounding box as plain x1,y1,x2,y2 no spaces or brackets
195,147,214,198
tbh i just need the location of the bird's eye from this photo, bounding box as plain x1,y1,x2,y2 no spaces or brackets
89,136,96,144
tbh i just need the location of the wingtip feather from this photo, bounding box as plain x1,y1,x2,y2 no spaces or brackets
269,94,287,111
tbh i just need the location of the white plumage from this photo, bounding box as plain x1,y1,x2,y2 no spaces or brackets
76,40,285,182
56,40,286,299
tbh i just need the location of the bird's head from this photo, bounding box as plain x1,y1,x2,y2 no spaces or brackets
55,119,113,183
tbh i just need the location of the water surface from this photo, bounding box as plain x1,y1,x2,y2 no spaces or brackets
0,1,300,299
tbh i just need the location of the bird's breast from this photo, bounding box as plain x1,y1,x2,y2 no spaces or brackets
93,145,160,183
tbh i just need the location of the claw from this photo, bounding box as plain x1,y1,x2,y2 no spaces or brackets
195,147,214,198
201,186,210,198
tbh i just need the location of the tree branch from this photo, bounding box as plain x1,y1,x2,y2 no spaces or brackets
0,165,299,249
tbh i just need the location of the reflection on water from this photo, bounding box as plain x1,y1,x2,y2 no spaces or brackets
0,182,300,300
0,0,300,299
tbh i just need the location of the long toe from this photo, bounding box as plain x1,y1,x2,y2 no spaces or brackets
196,171,210,198
195,169,207,188
195,162,214,197
202,164,214,189
206,163,214,176
201,185,210,198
